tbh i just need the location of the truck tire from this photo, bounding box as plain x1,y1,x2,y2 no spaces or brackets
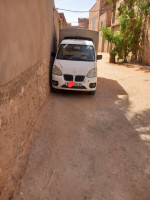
89,91,96,95
51,87,57,93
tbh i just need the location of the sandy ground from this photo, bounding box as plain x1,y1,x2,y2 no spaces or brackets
11,54,150,200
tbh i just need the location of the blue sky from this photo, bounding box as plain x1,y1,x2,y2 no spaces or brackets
55,0,96,26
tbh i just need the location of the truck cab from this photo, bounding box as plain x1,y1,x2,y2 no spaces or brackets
51,38,102,95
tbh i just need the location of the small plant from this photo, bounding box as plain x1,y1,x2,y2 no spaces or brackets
101,27,126,62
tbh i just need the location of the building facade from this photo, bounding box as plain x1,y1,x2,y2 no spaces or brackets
78,18,89,29
112,0,150,65
89,0,101,31
59,13,68,29
89,0,112,52
89,0,150,65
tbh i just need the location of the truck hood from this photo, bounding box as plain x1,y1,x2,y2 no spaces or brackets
54,59,96,76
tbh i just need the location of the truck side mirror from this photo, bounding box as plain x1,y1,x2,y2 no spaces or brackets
51,52,56,58
97,55,102,60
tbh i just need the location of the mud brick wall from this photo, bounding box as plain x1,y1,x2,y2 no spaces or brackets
0,0,57,197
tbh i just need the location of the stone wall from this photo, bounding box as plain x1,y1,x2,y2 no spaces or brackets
0,0,58,198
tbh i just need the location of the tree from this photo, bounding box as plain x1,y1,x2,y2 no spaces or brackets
101,0,150,63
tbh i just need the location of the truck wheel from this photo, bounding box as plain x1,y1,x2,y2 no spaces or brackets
89,91,96,95
51,87,56,93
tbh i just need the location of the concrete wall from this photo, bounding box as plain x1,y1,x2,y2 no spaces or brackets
0,0,58,198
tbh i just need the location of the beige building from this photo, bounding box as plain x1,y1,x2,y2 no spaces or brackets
89,0,150,65
89,0,112,52
89,0,101,31
112,0,150,65
78,18,89,29
59,13,68,29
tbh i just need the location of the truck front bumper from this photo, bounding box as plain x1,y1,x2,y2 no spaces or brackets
52,75,97,91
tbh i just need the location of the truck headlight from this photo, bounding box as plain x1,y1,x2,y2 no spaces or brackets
52,66,62,76
87,68,97,78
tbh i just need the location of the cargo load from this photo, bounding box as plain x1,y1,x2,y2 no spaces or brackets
59,28,99,54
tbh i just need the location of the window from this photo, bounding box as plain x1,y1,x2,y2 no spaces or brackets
57,44,95,62
92,18,96,30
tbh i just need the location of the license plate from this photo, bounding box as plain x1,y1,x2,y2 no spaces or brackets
74,83,82,87
65,82,82,87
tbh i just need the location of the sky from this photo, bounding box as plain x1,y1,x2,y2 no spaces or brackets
55,0,96,26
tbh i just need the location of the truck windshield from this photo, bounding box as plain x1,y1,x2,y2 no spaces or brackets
57,44,95,61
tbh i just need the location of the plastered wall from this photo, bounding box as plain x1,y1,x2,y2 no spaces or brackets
0,0,58,198
0,0,54,86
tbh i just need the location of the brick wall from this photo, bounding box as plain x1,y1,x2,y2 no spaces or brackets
89,0,101,31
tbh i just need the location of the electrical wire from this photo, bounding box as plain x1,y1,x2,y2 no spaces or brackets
68,21,89,23
55,8,100,13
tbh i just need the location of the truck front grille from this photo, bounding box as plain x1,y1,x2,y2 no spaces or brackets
64,75,85,82
64,75,73,81
75,76,85,82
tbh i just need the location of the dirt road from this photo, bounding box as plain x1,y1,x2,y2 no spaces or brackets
14,54,150,200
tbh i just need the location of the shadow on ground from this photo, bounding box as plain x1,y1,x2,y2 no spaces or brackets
4,77,150,200
117,63,150,73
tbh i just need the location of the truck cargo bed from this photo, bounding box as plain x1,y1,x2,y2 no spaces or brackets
60,28,99,54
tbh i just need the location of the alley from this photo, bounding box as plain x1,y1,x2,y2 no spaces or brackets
14,54,150,200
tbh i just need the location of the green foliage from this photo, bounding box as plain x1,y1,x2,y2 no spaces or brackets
101,0,150,62
101,27,126,61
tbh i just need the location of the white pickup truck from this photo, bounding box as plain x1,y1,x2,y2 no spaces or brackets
51,28,102,95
